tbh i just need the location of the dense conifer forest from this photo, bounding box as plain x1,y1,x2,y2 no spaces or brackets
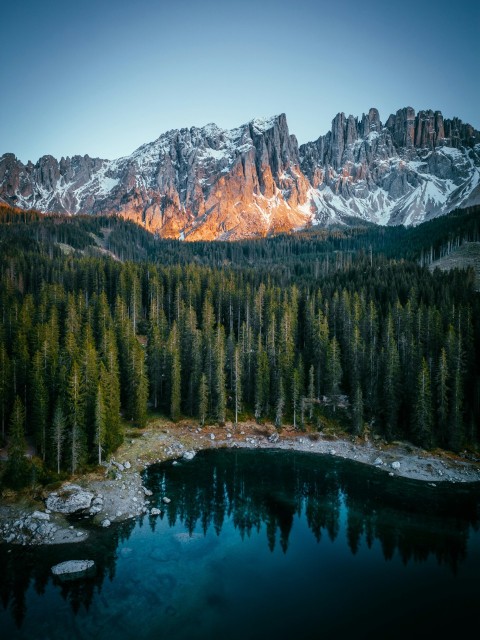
0,203,479,487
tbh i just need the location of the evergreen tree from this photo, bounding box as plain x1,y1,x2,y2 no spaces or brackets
0,340,11,444
213,325,226,425
307,364,315,421
436,348,449,445
102,328,122,452
233,344,242,426
351,383,364,436
255,337,270,422
31,351,49,461
413,358,433,449
94,371,107,464
51,401,66,474
275,377,285,428
5,396,30,489
66,361,86,474
292,359,304,429
169,322,181,422
198,373,208,427
381,320,401,439
326,337,343,411
130,339,148,427
81,327,99,451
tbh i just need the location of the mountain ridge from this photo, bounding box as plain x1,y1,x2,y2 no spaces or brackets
1,107,479,240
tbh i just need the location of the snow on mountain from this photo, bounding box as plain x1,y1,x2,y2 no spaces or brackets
1,107,478,240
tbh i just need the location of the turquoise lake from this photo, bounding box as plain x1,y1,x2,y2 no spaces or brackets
1,448,480,639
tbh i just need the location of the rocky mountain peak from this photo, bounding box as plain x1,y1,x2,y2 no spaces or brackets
1,107,479,237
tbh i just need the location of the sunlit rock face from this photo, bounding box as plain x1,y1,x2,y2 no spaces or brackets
1,108,479,238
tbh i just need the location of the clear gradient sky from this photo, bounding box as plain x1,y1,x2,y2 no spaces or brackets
1,0,479,164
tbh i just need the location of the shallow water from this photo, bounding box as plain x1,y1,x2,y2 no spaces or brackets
1,449,480,639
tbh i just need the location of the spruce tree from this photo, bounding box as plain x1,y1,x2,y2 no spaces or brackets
351,383,364,436
275,377,285,428
66,361,86,474
169,322,181,422
51,401,66,474
436,348,449,445
94,373,107,464
198,373,208,427
213,325,226,425
233,344,242,426
5,396,30,489
0,340,11,445
31,351,49,462
255,338,270,422
413,358,433,449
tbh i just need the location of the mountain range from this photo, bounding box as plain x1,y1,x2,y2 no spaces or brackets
1,107,479,240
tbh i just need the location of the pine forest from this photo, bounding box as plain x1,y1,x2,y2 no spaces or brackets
1,204,479,488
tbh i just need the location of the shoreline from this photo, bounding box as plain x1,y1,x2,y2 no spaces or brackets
2,420,480,546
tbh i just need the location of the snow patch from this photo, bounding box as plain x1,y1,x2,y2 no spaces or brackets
251,116,279,133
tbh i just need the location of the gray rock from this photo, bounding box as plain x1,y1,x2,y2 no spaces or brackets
391,461,401,470
268,432,279,443
182,450,196,461
374,457,383,466
162,497,171,505
150,508,161,516
51,560,95,578
46,485,95,514
31,511,50,521
101,519,111,528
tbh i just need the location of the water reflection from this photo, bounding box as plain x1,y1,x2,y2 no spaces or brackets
0,518,136,630
144,449,479,567
1,448,479,632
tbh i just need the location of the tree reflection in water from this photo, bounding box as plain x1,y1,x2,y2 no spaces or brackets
1,448,479,630
145,449,479,568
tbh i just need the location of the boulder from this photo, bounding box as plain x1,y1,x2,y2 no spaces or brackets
46,484,95,514
31,511,50,520
51,560,95,580
391,461,401,470
182,450,196,461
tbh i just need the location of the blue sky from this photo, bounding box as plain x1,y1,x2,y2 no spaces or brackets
1,0,479,163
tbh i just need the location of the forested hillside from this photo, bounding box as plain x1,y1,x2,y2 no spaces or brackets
1,204,479,487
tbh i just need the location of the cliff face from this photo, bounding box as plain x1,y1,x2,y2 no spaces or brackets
299,107,480,226
1,107,479,238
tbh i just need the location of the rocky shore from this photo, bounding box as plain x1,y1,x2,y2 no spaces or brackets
2,421,480,546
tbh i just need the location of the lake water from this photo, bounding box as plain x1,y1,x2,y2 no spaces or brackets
1,448,480,639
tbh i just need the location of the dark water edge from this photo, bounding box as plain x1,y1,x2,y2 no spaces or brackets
1,449,480,639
